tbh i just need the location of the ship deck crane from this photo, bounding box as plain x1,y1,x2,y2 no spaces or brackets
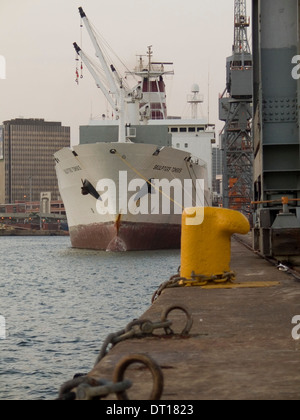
78,7,119,97
74,7,142,143
73,42,116,111
73,8,172,141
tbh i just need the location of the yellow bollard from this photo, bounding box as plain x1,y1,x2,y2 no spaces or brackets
181,207,250,279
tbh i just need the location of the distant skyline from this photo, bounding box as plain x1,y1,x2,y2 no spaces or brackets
0,0,252,145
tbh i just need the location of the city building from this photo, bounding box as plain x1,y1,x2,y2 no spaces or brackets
0,118,70,203
212,145,223,194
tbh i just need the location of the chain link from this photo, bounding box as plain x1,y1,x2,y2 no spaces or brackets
57,375,132,401
95,318,172,366
75,379,132,401
58,305,193,400
152,271,236,302
95,305,193,366
57,354,164,400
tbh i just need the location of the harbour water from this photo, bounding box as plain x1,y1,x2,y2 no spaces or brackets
0,236,180,400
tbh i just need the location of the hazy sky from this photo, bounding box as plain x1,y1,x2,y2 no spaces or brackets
0,0,251,144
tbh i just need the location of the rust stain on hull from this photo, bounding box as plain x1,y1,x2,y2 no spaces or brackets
69,221,181,251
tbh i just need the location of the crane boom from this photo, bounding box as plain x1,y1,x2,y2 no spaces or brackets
233,0,251,54
73,43,116,111
76,7,127,142
78,7,119,96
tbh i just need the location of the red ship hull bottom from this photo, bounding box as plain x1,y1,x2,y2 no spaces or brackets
69,221,181,251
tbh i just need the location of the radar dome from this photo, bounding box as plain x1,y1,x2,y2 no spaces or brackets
191,83,200,93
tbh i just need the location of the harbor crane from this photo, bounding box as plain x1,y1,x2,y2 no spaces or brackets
219,0,253,217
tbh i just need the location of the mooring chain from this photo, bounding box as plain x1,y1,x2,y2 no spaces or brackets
152,271,236,302
57,354,164,401
57,375,132,401
95,304,194,366
95,319,172,366
57,305,192,400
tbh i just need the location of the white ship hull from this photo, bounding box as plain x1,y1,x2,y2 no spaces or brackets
55,142,209,251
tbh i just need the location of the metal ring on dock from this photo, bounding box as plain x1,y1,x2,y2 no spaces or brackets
161,304,193,336
113,354,164,400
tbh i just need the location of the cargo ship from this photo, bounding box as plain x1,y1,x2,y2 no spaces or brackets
54,7,212,251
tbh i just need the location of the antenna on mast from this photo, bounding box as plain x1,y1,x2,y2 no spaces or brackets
207,70,210,124
187,84,203,120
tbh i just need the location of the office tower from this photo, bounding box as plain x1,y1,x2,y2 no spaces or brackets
0,118,70,203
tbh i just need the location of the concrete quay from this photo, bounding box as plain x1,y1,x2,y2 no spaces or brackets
89,238,300,400
0,230,68,237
